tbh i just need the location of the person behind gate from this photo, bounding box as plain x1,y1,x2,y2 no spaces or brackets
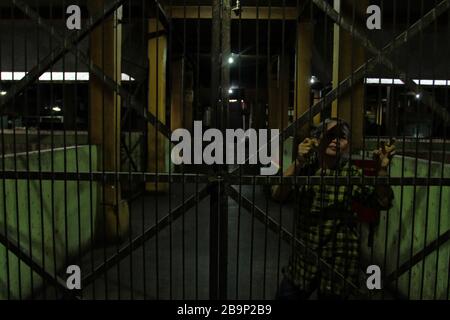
271,117,395,300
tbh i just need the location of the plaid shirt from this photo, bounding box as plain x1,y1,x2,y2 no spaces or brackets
283,158,380,296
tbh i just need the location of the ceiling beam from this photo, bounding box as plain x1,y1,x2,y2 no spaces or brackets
166,6,298,20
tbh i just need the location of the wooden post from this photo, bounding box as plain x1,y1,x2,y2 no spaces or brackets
88,0,129,242
332,0,367,150
268,55,289,131
170,58,183,131
146,19,168,192
295,21,317,125
170,58,193,132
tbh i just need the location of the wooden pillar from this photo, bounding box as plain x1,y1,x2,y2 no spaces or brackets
146,19,168,192
295,21,318,125
184,70,194,131
331,0,367,150
268,55,289,130
171,58,193,132
89,1,129,242
170,58,183,131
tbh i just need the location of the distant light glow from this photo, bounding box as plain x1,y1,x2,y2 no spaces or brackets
365,78,450,86
0,91,6,96
1,71,135,82
228,57,234,64
415,93,421,99
228,88,233,94
52,106,61,112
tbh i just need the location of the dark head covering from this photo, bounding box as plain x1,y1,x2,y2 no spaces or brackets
311,117,351,168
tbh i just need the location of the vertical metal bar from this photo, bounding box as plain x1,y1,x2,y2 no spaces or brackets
34,0,47,299
314,0,326,297
49,1,59,298
436,5,450,300
275,0,283,294
416,0,427,299
420,0,438,299
345,0,357,298
154,1,160,301
73,8,83,299
141,0,147,300
360,0,370,297
126,1,133,300
167,0,174,301
101,0,109,300
0,8,11,298
378,1,386,301
251,0,258,300
209,0,219,300
209,0,229,300
11,3,23,300
115,2,121,301
249,176,256,298
407,0,423,299
446,15,450,296
23,3,34,298
395,0,410,296
381,0,395,300
195,0,201,300
181,0,186,300
289,0,296,297
262,4,270,289
249,0,260,300
87,3,97,299
220,0,230,299
166,0,173,300
262,1,271,300
62,0,70,286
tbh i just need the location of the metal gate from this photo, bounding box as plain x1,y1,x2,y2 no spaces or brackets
0,0,449,300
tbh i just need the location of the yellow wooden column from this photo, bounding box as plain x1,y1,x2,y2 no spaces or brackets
331,0,367,150
89,1,129,242
268,56,289,131
170,58,193,132
295,21,319,124
146,19,168,192
170,59,183,131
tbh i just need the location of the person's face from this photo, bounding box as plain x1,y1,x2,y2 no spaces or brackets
322,121,350,157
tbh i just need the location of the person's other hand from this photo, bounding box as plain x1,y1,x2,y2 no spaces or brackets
373,139,396,169
298,138,319,162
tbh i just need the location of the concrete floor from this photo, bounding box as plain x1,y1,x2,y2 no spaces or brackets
29,181,400,300
74,183,294,300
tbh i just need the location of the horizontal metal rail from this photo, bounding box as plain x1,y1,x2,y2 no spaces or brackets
0,170,448,186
